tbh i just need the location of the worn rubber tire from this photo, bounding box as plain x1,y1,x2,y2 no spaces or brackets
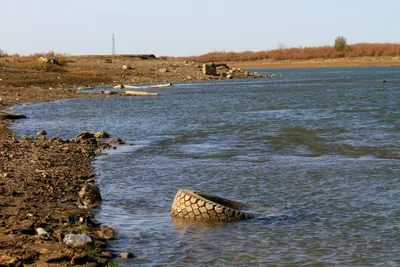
171,189,254,222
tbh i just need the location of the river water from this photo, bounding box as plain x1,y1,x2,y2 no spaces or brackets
11,67,400,266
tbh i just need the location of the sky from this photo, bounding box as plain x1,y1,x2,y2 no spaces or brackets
1,0,399,56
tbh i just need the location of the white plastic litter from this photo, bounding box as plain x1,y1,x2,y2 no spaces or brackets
63,233,92,247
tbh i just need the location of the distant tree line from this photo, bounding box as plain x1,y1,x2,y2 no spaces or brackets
180,37,400,63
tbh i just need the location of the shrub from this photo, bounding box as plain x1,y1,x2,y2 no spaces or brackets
334,36,348,52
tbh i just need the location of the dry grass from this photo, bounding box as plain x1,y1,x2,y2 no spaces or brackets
0,51,68,72
178,43,400,63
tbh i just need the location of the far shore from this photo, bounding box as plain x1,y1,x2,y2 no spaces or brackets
231,57,400,69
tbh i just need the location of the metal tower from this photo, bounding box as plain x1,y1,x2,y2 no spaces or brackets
112,33,115,55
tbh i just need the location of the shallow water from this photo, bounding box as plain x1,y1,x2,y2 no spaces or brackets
11,67,400,266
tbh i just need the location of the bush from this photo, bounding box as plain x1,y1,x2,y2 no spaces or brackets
334,36,348,52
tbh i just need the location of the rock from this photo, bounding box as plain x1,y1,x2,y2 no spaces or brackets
158,68,168,73
108,137,125,144
119,252,135,259
104,91,119,95
37,130,47,136
40,57,60,65
74,132,94,139
101,251,115,258
93,132,109,138
97,225,115,240
253,72,262,78
71,252,89,265
113,84,125,89
381,80,387,83
0,111,26,120
202,63,217,75
226,74,233,79
122,65,132,70
74,131,109,139
77,184,102,208
53,229,64,243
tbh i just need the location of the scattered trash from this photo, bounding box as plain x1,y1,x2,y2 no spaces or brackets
63,233,92,247
36,227,49,237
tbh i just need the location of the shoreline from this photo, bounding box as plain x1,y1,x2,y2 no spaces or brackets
0,89,117,266
1,55,398,265
230,57,400,69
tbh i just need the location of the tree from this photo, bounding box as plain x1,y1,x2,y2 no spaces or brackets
334,36,348,52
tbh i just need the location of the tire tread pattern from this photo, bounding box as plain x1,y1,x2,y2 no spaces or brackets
171,189,253,222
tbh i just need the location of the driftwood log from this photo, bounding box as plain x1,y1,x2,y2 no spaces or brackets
124,91,159,96
113,83,172,89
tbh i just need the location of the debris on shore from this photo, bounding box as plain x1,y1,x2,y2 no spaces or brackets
202,62,264,79
0,121,118,266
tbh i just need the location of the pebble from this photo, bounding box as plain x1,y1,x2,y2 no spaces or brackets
37,130,47,136
119,252,135,259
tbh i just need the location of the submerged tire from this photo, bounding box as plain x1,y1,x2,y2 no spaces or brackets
171,189,254,222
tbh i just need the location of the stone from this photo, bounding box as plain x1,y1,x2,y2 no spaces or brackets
37,130,47,136
74,131,109,139
93,132,109,138
78,184,102,208
226,74,233,79
104,91,119,95
122,65,132,70
202,63,217,75
74,131,94,139
0,111,26,120
119,252,134,259
158,68,168,73
108,137,125,144
53,229,64,243
96,225,115,240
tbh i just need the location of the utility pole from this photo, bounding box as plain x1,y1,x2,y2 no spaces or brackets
112,33,115,55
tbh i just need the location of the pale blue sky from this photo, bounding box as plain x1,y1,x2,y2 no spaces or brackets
1,0,399,56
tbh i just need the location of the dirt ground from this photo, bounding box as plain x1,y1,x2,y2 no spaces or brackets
0,55,397,266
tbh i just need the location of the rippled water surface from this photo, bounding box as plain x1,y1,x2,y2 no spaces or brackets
11,67,400,266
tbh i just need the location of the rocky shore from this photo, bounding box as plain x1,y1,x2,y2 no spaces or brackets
0,85,122,266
